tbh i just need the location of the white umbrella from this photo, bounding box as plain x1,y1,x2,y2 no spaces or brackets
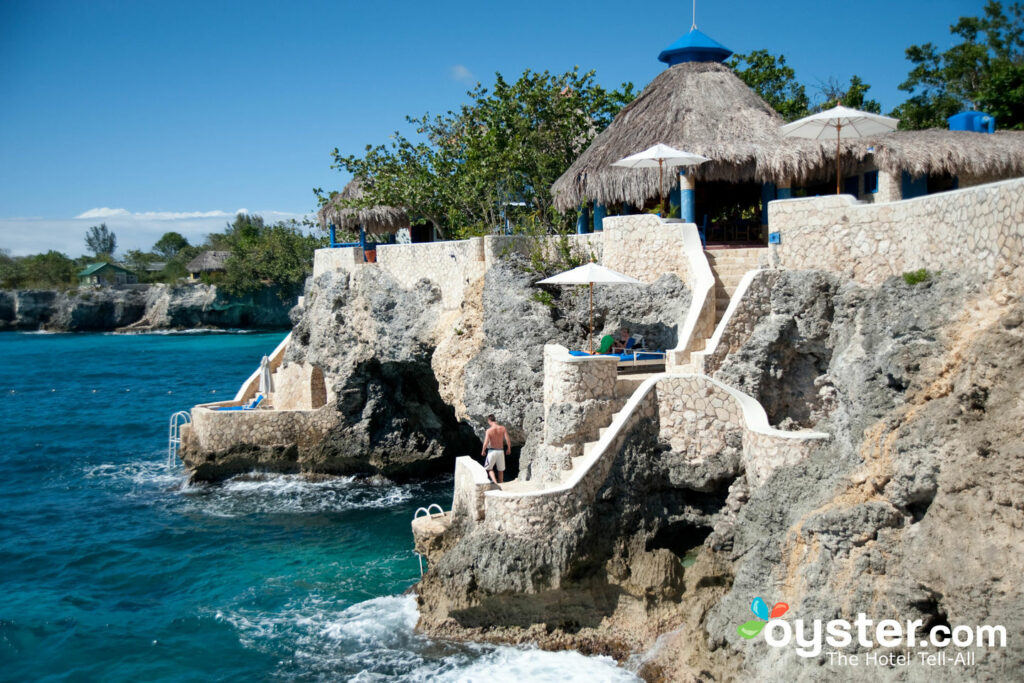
538,263,644,354
258,355,273,395
780,104,899,194
612,143,709,216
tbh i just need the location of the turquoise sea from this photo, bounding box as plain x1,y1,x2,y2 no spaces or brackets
0,332,637,682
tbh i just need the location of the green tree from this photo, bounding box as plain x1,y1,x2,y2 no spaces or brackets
152,231,190,259
2,250,78,289
727,50,810,121
85,223,117,258
218,214,325,299
331,68,635,238
893,1,1024,129
817,74,882,113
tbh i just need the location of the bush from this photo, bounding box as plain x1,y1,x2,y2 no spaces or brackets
902,268,931,285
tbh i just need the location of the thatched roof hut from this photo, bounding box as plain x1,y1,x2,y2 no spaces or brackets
553,26,1024,211
860,129,1024,180
552,60,831,211
317,179,409,236
186,251,229,273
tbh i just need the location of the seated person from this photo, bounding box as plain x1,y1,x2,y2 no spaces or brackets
611,327,631,353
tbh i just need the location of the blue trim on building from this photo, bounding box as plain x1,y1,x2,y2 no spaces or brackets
576,205,590,234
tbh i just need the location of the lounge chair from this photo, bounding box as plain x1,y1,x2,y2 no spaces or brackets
569,348,667,368
215,394,264,411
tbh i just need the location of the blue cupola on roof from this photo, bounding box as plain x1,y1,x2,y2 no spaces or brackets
657,28,733,66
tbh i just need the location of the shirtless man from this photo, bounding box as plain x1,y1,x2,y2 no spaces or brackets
481,414,511,484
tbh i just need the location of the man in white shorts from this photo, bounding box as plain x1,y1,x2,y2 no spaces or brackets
481,414,511,484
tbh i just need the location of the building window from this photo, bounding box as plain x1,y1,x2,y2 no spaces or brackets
864,170,879,194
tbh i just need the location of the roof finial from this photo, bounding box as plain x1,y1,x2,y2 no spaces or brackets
692,0,697,29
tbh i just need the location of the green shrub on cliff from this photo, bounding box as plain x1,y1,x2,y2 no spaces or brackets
0,249,78,289
217,214,327,299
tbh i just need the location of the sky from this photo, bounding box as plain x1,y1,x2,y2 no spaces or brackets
0,0,989,256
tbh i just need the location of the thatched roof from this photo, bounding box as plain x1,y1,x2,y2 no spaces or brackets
551,61,830,210
860,129,1024,179
186,251,230,273
317,179,409,235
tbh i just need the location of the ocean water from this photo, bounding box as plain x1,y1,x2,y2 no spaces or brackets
0,332,638,682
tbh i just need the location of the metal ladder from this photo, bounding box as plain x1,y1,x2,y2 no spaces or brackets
167,411,191,467
412,504,445,576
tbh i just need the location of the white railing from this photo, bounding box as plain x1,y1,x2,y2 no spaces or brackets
167,410,192,467
412,504,446,575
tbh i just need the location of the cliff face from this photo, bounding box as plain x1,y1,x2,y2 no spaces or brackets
265,254,691,481
414,269,1024,681
0,284,292,332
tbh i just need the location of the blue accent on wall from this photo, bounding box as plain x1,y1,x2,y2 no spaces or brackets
777,187,793,200
658,28,733,65
576,205,590,234
593,205,607,232
769,232,781,244
760,182,776,219
329,225,337,247
901,171,928,200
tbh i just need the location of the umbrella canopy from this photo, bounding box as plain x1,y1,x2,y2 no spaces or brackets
537,262,644,286
258,355,273,395
780,105,899,194
612,144,709,215
538,264,643,353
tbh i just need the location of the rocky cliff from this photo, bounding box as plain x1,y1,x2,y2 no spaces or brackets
0,284,292,332
257,253,690,481
414,268,1024,681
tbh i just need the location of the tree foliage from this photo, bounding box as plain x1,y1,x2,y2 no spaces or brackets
817,74,882,113
153,231,190,259
727,50,810,121
218,213,325,299
85,223,117,258
331,68,635,238
0,250,78,289
893,1,1024,129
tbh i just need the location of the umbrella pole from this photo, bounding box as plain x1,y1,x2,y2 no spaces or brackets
835,123,842,195
589,282,594,354
659,159,665,216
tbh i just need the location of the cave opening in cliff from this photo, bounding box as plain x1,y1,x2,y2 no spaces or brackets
647,520,713,559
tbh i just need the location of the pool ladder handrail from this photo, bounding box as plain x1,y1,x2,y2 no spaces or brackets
167,410,192,467
412,504,446,575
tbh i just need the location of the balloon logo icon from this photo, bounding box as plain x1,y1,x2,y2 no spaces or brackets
737,597,789,639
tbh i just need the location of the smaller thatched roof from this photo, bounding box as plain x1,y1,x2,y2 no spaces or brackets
317,179,410,235
859,129,1024,179
186,251,230,273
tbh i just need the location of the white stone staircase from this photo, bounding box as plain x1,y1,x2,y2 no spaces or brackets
705,248,765,326
575,374,654,468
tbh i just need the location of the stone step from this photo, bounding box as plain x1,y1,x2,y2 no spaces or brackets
615,377,645,396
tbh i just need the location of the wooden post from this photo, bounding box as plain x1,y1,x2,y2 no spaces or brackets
658,159,665,216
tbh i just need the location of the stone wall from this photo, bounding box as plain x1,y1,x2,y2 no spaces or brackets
769,176,1024,285
450,456,497,530
482,233,603,264
271,361,330,411
602,215,690,284
376,238,487,310
655,375,828,488
312,246,364,278
532,344,621,481
188,403,338,453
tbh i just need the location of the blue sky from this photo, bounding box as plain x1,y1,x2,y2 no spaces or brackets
0,0,987,255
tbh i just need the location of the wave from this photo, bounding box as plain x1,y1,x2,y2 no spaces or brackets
107,328,263,336
219,594,639,682
180,472,426,517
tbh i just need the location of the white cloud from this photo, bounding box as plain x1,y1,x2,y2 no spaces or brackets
74,207,242,221
451,64,475,83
